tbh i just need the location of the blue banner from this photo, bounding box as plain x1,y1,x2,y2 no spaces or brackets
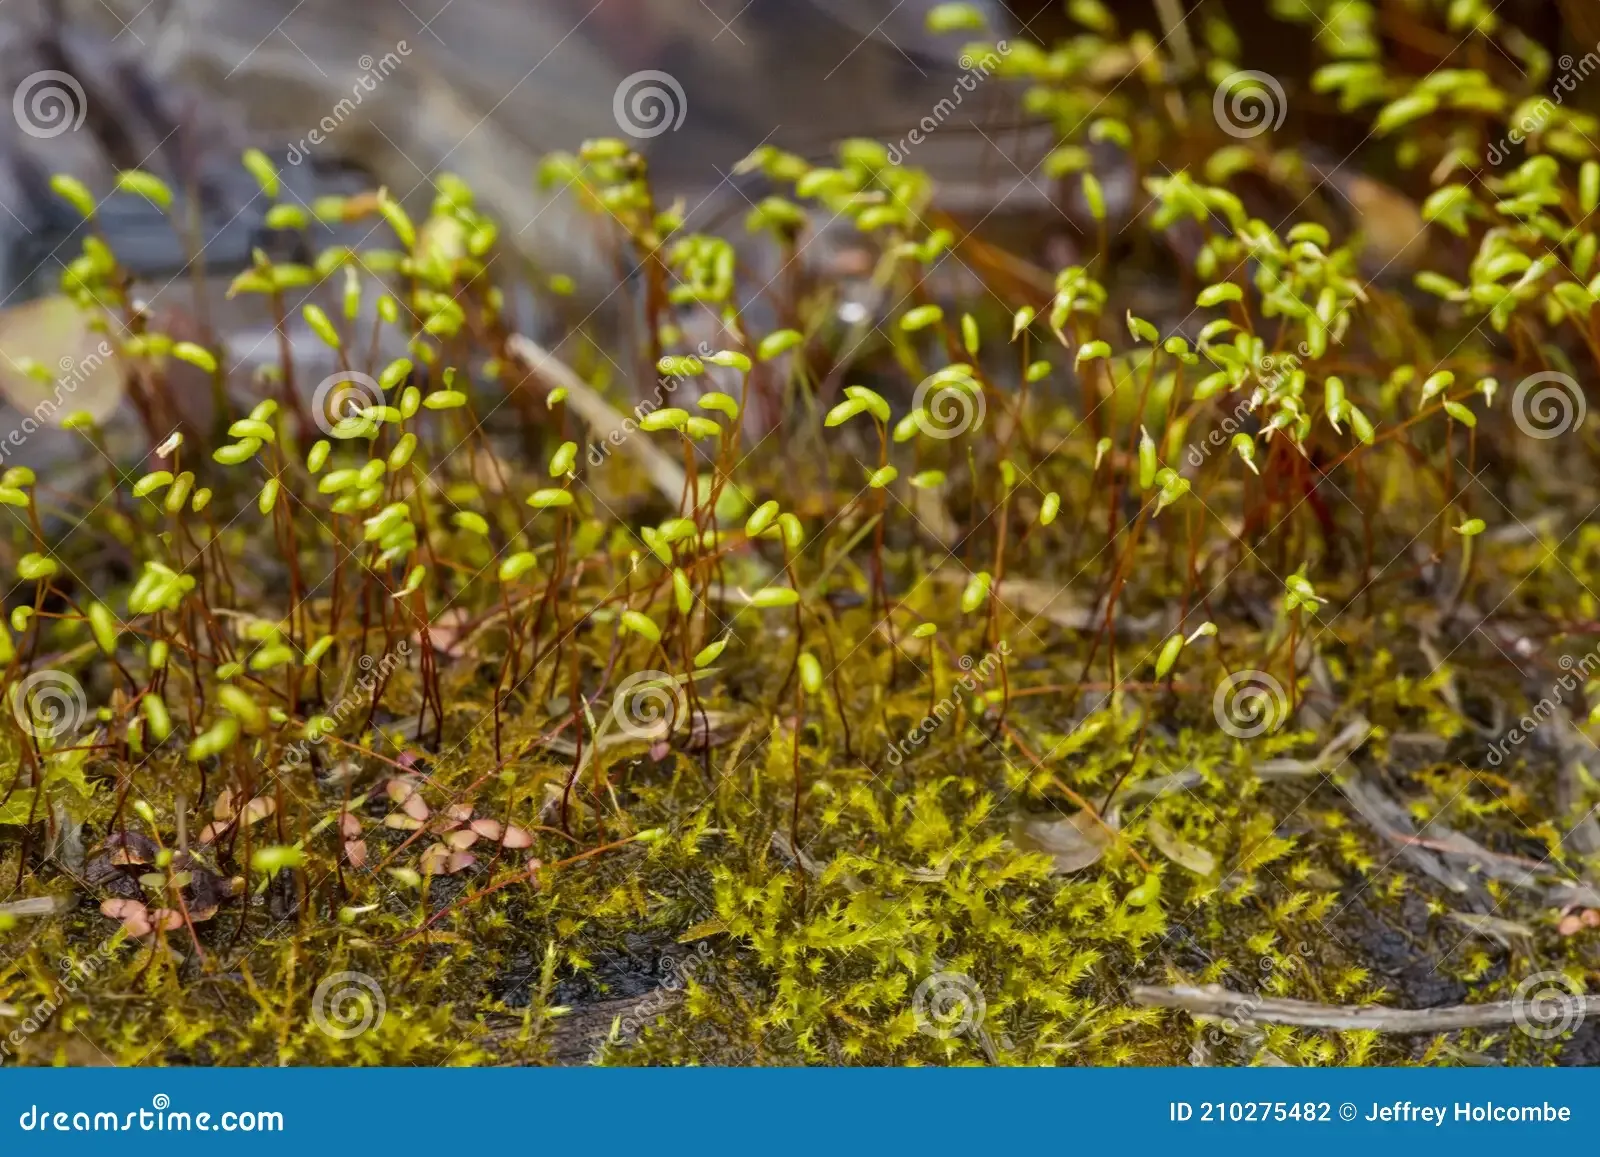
0,1069,1591,1155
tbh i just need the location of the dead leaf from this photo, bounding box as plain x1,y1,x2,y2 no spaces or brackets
1448,911,1534,949
1146,816,1217,876
100,898,152,937
1012,809,1115,873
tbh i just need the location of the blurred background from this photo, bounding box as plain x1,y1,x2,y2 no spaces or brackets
0,0,1044,294
0,0,1053,465
0,0,1591,467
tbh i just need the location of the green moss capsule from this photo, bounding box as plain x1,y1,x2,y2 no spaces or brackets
621,610,662,643
693,638,728,668
188,716,239,761
88,602,119,655
960,571,992,614
1154,633,1184,679
140,693,172,743
797,651,823,695
749,587,799,609
217,685,267,734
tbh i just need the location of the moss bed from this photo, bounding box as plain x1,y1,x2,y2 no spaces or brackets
4,0,1600,1066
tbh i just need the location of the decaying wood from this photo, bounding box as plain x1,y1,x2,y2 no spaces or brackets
1131,983,1597,1033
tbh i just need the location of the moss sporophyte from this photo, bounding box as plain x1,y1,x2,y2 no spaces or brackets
2,0,1599,1066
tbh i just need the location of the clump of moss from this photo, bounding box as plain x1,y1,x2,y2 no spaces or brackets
3,0,1600,1067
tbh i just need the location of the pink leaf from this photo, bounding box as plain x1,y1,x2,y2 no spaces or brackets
469,818,504,841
